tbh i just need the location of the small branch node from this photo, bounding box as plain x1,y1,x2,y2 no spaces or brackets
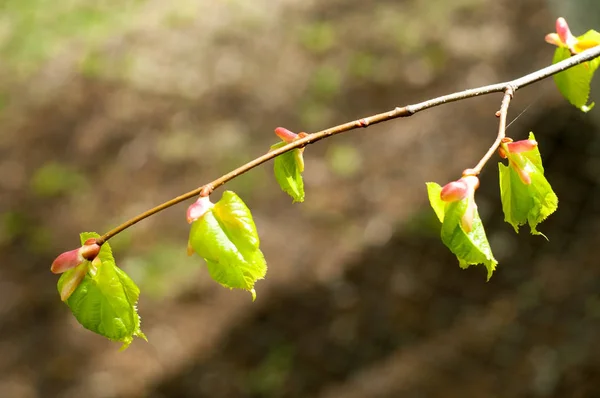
200,184,214,197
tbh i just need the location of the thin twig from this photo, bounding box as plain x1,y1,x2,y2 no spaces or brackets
96,45,600,245
470,86,514,175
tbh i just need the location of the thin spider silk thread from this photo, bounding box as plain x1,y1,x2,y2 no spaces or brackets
505,87,548,131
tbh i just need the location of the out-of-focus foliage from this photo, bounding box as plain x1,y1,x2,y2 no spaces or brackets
4,0,600,397
0,0,143,77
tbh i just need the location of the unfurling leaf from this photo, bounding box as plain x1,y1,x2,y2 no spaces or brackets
188,191,267,300
545,17,580,53
426,182,497,280
57,232,146,350
545,18,600,54
549,29,600,112
498,132,558,237
271,141,305,202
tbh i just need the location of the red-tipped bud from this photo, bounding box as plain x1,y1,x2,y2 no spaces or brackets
51,239,101,274
502,138,536,185
275,127,298,143
440,175,479,203
546,17,579,53
51,248,84,274
439,176,480,232
506,139,537,154
556,17,575,47
187,196,214,224
440,180,469,202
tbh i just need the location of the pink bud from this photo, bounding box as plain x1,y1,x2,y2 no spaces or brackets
507,139,537,154
439,176,480,232
274,127,298,143
51,248,84,274
440,180,469,202
59,263,89,301
556,17,573,46
545,18,579,52
186,196,214,224
51,239,102,274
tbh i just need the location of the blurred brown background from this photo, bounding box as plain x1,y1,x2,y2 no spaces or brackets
1,0,600,397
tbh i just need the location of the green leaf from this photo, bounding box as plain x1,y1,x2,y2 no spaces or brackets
188,191,267,300
426,182,445,222
426,183,497,280
552,30,600,112
498,133,558,236
58,232,146,350
271,141,305,202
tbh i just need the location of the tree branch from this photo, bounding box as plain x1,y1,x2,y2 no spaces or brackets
470,86,515,175
96,45,600,245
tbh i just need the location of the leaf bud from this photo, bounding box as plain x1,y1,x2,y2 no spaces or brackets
186,195,214,224
274,127,298,143
440,180,469,202
51,248,83,274
506,139,537,154
556,17,576,48
545,17,579,53
51,240,101,274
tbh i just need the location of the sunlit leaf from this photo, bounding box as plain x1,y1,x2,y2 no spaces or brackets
574,30,600,53
426,183,497,279
188,191,267,300
58,232,146,350
498,133,558,236
271,141,305,202
552,30,600,112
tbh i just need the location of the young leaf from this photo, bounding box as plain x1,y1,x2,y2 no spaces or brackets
552,30,600,112
427,182,446,222
188,191,267,300
271,141,305,202
58,232,146,350
498,133,558,236
426,183,497,280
